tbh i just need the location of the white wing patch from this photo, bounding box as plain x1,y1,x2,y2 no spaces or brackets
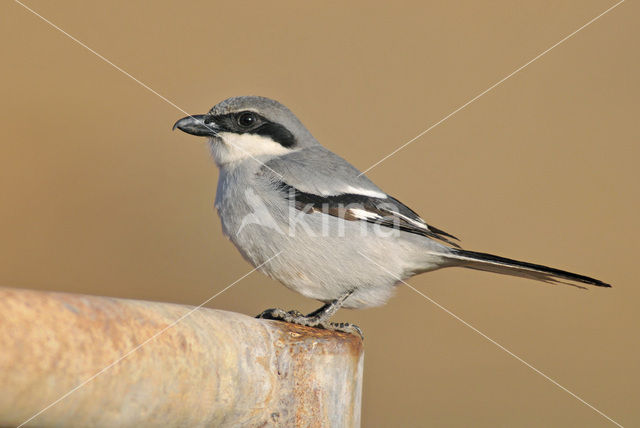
349,205,432,232
388,210,430,231
342,186,387,198
348,208,383,221
317,186,387,199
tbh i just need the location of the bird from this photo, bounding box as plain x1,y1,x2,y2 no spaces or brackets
173,96,610,336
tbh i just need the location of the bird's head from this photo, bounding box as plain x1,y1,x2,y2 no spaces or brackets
173,96,316,166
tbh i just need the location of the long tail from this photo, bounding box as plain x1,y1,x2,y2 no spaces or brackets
445,249,610,289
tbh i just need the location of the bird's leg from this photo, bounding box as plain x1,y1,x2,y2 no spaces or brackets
304,290,353,324
257,290,353,325
303,302,332,319
256,290,363,338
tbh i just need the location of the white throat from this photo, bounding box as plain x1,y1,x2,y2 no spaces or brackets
209,132,292,167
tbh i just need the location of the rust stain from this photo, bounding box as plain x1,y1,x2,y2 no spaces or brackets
266,319,363,355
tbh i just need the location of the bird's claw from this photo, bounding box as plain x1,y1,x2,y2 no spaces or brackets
255,308,363,339
256,308,304,321
326,322,364,339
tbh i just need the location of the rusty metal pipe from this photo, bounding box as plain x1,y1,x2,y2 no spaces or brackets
0,287,363,427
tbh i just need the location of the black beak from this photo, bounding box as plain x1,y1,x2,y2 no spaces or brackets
172,114,218,137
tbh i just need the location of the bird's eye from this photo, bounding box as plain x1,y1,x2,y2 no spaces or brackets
237,112,257,128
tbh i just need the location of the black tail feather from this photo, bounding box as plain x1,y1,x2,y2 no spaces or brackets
447,249,611,288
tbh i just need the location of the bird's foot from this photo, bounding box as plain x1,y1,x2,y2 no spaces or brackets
325,321,364,338
256,308,363,339
256,308,305,322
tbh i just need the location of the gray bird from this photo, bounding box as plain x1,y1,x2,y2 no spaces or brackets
173,96,609,335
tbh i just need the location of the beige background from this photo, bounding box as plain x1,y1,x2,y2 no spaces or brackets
1,1,637,426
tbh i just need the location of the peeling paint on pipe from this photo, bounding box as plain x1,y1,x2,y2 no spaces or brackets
0,287,363,427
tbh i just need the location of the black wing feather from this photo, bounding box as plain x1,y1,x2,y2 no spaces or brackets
275,181,460,247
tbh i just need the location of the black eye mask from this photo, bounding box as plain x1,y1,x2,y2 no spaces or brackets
212,112,297,148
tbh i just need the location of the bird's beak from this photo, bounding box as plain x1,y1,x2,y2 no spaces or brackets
172,114,218,137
